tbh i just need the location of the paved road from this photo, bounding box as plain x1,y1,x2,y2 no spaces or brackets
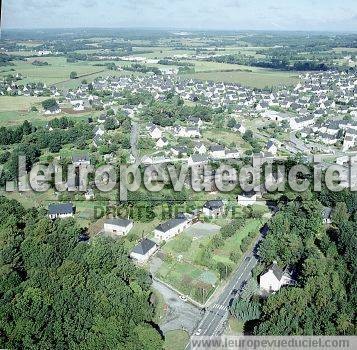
186,225,268,349
130,120,139,162
152,279,203,334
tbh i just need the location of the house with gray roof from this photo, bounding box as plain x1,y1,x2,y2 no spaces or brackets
72,154,90,166
48,203,74,219
154,218,190,241
259,261,295,293
104,218,133,236
203,199,224,217
130,238,158,263
188,154,208,167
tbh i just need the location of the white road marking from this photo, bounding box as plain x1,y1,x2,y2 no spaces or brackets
202,258,255,336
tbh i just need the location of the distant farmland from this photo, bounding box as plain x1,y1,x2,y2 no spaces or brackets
183,69,300,88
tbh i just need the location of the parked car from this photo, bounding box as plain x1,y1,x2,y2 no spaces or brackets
179,295,188,302
194,328,202,336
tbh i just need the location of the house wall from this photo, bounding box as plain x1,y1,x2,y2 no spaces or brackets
154,221,189,241
211,151,225,158
203,207,223,217
49,213,73,220
150,129,162,139
260,270,281,292
130,245,158,263
104,222,133,236
237,195,257,207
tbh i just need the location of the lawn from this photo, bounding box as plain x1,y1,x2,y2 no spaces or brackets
202,127,249,149
0,189,57,210
156,259,218,302
0,109,94,127
227,317,244,335
164,330,190,350
190,60,258,73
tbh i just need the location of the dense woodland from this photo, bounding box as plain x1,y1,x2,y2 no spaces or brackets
231,191,357,335
0,196,163,349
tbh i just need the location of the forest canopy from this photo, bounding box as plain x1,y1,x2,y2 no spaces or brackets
0,196,163,349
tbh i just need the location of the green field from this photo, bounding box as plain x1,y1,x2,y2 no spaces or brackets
0,96,45,112
183,69,299,88
0,57,107,85
203,127,249,149
213,219,262,261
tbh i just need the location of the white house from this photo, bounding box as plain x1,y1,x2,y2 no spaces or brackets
193,142,207,154
104,218,133,236
203,200,224,217
94,125,106,137
171,146,188,157
259,261,295,293
225,149,240,159
174,126,201,138
148,125,162,139
71,99,84,111
156,137,168,149
48,203,74,219
44,105,61,115
187,116,204,128
266,141,278,156
130,238,158,263
237,192,257,206
319,133,338,145
232,123,246,134
154,218,190,241
289,115,315,131
188,154,209,167
210,145,225,158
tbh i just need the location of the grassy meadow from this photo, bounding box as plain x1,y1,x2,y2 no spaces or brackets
184,69,299,88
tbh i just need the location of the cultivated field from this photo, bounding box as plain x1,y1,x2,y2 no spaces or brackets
184,69,299,88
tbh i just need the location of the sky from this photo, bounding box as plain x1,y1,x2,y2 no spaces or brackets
1,0,357,31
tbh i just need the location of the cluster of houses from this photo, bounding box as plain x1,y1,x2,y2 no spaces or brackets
46,198,225,262
142,121,243,165
0,77,59,98
46,200,296,294
259,71,357,150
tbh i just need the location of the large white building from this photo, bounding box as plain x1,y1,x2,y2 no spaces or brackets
154,218,190,241
147,125,162,139
289,115,315,131
103,218,133,236
237,192,257,206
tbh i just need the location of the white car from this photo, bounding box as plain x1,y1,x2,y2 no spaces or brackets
179,295,188,302
194,328,202,336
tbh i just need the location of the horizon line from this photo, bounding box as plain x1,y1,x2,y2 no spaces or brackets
1,26,357,34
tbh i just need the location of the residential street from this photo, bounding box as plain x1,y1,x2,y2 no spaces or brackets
185,226,268,349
